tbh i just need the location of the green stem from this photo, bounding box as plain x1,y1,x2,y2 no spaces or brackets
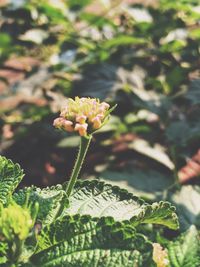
65,135,92,196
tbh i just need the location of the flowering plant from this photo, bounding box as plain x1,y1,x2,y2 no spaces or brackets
53,97,113,137
0,98,183,267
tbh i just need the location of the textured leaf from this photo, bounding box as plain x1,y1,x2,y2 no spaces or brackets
0,156,24,205
32,215,154,267
13,185,68,225
169,185,200,230
168,225,200,267
64,180,179,230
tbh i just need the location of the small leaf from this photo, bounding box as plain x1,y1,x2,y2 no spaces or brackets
0,156,24,205
14,185,68,225
33,215,154,267
168,225,200,267
64,180,179,230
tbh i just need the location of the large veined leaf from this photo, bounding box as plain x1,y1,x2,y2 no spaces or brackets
31,215,154,267
168,225,200,267
13,185,68,225
0,156,24,205
169,185,200,230
64,180,179,230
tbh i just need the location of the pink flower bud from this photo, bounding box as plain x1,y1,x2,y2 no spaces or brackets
92,116,101,129
62,120,74,132
76,115,87,124
53,118,74,132
53,117,65,128
100,102,110,110
74,123,88,136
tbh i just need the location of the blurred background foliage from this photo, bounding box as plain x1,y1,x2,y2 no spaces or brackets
0,0,200,231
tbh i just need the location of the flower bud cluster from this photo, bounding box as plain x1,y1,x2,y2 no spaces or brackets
53,97,110,136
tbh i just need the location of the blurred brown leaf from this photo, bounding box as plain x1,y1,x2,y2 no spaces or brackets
178,149,200,183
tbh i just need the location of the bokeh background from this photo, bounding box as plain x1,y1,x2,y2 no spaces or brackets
0,0,200,214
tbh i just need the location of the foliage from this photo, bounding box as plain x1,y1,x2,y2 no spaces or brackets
0,155,179,266
0,156,24,205
0,0,200,266
167,225,200,267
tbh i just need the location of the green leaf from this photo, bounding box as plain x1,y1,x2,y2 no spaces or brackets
32,215,154,267
0,242,8,264
168,225,200,267
57,136,80,148
165,121,200,146
64,180,179,230
67,0,92,11
0,156,24,205
184,79,200,105
13,185,68,225
169,185,200,231
103,35,147,49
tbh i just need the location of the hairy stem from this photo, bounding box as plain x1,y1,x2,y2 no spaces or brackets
65,135,92,196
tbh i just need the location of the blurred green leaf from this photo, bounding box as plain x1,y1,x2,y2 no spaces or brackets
184,79,200,105
57,136,80,148
166,121,200,146
169,186,200,231
103,35,147,49
67,0,93,11
100,169,174,200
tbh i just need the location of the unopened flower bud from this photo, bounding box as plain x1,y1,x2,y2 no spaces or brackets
92,116,102,129
76,115,87,124
74,123,88,136
62,120,74,132
53,117,64,128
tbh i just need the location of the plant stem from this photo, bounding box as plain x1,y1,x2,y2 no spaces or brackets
65,135,92,196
